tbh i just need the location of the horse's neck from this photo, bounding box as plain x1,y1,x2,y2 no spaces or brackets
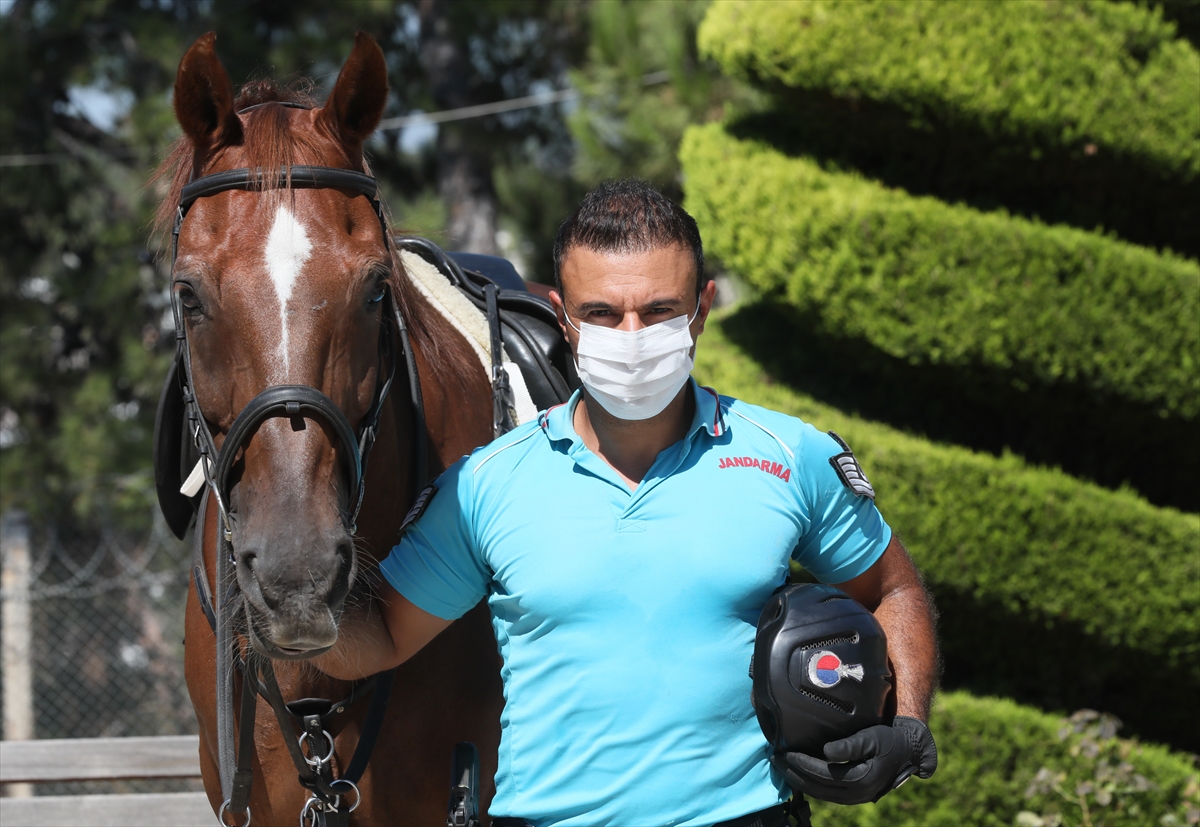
398,277,496,468
348,281,493,565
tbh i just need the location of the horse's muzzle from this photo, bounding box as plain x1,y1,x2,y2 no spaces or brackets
236,534,356,659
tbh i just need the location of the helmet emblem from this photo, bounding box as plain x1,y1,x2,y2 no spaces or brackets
808,650,865,688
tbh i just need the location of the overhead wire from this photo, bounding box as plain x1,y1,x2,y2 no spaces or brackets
0,71,672,167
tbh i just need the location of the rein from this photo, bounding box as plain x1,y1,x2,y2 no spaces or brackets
171,162,428,827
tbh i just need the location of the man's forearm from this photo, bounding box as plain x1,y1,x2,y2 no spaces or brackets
312,600,401,681
873,562,939,721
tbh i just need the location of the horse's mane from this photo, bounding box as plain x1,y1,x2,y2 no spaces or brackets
151,79,461,404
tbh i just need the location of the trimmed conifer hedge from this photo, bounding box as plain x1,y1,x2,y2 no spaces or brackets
693,319,1200,747
806,692,1199,827
680,124,1200,423
698,0,1200,181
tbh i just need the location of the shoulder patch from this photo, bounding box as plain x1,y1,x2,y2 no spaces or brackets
399,483,438,535
827,432,875,500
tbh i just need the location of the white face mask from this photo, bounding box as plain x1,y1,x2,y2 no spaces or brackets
564,300,700,421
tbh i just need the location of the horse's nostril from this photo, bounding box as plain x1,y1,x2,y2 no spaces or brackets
238,550,258,577
329,539,357,604
237,548,276,608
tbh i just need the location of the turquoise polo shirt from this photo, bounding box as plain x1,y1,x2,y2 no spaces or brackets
380,380,891,826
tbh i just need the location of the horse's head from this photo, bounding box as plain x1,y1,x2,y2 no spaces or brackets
165,33,392,659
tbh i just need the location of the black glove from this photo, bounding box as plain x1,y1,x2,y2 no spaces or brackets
771,716,938,805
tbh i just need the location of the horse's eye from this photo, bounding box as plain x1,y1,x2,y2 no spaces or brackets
367,279,387,305
178,286,202,313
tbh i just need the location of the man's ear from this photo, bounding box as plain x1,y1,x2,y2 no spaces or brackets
694,279,718,336
549,289,571,343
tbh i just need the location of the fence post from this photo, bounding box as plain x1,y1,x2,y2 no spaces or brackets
1,509,34,798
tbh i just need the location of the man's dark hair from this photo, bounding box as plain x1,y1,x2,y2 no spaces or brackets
552,179,706,296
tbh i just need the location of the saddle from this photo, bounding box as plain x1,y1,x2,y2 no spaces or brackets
153,237,579,539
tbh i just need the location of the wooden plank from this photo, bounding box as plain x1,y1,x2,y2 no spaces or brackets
0,736,201,783
0,791,213,827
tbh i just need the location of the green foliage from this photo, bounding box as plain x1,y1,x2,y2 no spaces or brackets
693,318,1200,746
804,693,1200,827
698,0,1200,181
0,3,172,525
1131,0,1200,49
680,125,1200,424
567,0,763,197
493,160,588,283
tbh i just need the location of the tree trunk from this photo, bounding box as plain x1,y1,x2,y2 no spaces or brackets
419,0,499,255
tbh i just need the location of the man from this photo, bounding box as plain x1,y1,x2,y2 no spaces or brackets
317,180,939,826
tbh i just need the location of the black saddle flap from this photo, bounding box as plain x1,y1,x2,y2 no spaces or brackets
153,357,201,539
399,237,579,411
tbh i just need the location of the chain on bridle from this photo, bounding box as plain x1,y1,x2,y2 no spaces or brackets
171,159,426,827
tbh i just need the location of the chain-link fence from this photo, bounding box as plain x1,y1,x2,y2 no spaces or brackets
1,507,201,796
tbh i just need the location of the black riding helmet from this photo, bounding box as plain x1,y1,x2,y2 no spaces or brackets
751,583,892,756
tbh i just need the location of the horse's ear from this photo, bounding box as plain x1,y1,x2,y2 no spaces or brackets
174,32,242,150
319,32,388,146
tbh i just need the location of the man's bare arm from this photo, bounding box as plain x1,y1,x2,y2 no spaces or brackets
835,534,939,721
313,582,453,681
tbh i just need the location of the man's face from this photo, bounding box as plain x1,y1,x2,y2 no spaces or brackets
550,244,717,352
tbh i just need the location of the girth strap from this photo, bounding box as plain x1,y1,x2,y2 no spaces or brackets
485,283,518,438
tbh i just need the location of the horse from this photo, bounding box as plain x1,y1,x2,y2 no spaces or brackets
153,32,504,825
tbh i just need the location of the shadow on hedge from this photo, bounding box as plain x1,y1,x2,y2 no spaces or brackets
931,583,1199,753
720,301,1198,514
728,97,1198,260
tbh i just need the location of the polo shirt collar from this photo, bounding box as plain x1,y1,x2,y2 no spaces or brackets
539,379,726,444
690,379,726,439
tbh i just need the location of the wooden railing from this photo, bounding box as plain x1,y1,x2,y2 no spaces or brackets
0,736,213,827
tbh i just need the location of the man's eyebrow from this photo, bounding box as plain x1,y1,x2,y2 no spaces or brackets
574,300,617,314
573,296,688,313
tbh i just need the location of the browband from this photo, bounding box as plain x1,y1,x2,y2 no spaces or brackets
236,101,313,115
179,166,380,212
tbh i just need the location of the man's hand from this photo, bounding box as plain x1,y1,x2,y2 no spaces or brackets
772,716,937,805
312,584,452,681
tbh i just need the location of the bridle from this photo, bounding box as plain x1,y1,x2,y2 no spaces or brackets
170,163,421,538
170,156,427,826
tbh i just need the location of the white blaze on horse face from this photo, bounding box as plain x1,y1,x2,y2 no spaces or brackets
263,206,313,375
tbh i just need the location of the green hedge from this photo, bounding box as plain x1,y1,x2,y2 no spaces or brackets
806,692,1199,827
680,124,1200,422
693,319,1200,747
698,0,1200,180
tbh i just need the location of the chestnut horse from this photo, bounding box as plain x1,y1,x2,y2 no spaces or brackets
156,33,503,824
